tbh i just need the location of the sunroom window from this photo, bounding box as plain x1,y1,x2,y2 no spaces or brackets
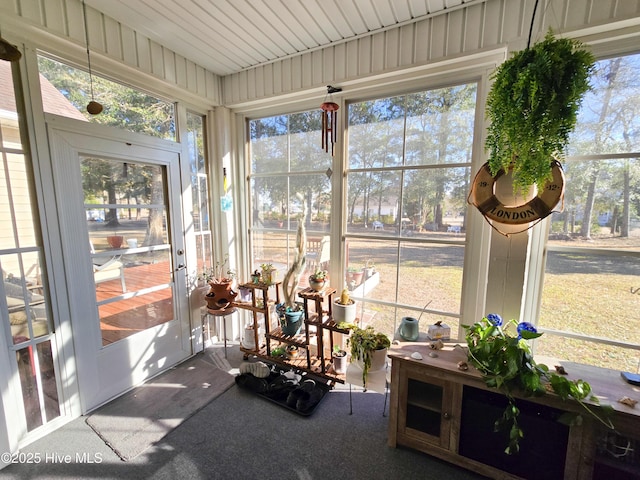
248,111,333,285
536,52,640,371
37,54,175,140
346,83,477,338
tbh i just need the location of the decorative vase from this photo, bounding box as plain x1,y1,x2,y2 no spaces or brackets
205,281,237,311
399,316,420,341
333,299,356,323
281,308,304,336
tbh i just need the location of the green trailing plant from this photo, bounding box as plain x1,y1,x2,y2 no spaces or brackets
348,326,390,388
464,314,613,455
485,30,595,193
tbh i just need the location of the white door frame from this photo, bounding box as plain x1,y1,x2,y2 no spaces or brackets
46,114,192,413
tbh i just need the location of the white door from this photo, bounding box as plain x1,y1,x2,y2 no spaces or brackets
47,117,191,412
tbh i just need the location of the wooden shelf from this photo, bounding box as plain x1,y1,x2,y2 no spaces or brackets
235,282,349,384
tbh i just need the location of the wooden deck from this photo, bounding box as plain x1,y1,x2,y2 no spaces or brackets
96,261,174,345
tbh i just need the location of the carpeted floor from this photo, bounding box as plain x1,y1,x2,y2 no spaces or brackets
0,343,486,480
86,355,235,461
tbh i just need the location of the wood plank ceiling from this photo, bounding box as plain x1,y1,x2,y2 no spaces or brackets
85,0,480,77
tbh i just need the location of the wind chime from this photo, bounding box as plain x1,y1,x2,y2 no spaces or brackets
82,0,103,115
320,85,342,155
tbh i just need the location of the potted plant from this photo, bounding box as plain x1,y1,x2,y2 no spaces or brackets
202,254,237,311
348,325,390,388
346,266,363,287
278,200,307,336
333,288,356,323
464,313,613,455
308,269,328,291
260,263,277,285
332,344,347,374
484,30,595,193
107,234,124,249
364,259,375,278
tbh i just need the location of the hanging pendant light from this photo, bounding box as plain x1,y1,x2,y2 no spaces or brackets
82,0,103,115
320,85,341,155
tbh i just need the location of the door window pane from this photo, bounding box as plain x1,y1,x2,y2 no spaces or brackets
82,157,174,346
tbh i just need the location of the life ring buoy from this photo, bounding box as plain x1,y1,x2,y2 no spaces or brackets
469,160,565,225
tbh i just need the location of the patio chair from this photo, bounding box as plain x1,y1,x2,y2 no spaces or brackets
306,235,330,273
90,242,126,292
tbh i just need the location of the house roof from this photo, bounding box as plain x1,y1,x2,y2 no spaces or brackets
0,61,87,121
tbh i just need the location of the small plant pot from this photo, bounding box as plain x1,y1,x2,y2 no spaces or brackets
286,345,299,358
281,309,304,336
333,299,356,323
346,270,364,286
308,278,326,291
332,351,347,374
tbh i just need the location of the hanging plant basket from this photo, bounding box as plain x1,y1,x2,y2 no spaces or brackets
483,30,595,195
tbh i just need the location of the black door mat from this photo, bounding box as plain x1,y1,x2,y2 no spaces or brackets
235,368,330,416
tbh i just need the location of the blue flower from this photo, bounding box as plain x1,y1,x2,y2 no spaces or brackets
517,322,537,338
486,313,503,326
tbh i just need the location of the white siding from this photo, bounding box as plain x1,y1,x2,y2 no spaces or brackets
0,0,221,105
222,0,640,107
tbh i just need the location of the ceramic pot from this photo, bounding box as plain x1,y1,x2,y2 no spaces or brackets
309,278,326,291
281,308,303,336
333,299,356,323
332,351,347,374
205,281,237,311
346,270,364,286
354,347,388,372
399,316,420,341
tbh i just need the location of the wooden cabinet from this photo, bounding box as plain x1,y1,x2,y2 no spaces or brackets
388,341,640,480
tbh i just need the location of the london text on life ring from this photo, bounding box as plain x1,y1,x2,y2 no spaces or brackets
468,160,565,225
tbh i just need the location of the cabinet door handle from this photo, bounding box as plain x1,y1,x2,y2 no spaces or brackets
443,412,451,419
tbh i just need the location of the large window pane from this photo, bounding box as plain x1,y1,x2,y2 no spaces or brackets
539,52,640,370
1,60,59,431
249,111,333,290
346,83,476,338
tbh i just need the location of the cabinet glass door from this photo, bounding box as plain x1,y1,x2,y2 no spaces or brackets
400,371,453,449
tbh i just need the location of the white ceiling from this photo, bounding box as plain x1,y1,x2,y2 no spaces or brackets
85,0,476,77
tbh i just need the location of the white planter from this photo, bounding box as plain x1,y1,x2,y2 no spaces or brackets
333,299,356,323
354,347,388,372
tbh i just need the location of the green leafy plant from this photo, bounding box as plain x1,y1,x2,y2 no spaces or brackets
348,326,390,388
485,30,595,192
464,314,613,455
199,254,235,284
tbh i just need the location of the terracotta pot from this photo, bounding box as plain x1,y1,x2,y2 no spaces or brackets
107,235,124,249
346,270,364,286
205,281,237,311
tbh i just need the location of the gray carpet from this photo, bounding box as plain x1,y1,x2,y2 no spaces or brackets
85,355,235,461
1,344,485,479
